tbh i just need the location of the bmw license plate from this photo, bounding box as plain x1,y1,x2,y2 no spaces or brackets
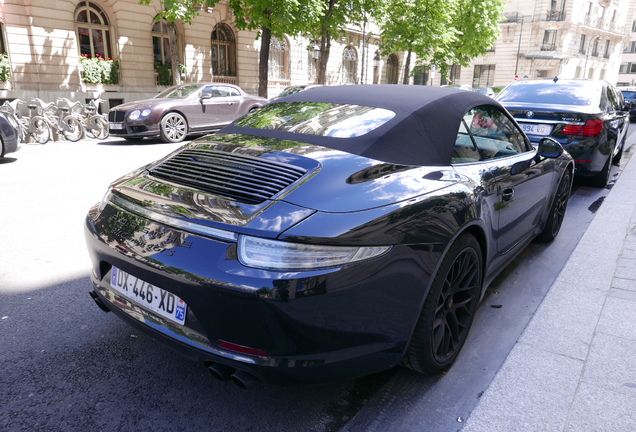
519,122,553,136
109,123,124,130
110,266,187,325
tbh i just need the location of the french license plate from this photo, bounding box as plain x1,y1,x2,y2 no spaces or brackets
110,266,187,325
519,122,553,136
109,122,124,130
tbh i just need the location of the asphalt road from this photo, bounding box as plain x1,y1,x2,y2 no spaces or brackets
0,131,632,431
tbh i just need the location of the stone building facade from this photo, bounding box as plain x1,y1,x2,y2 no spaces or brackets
455,0,635,89
0,0,635,110
0,0,385,109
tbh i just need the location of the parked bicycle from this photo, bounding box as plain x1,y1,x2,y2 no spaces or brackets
80,98,109,140
0,99,50,144
35,98,83,142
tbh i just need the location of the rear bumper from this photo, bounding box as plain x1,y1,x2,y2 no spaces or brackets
84,203,432,384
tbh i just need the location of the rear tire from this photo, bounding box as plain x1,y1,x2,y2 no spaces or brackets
613,135,626,165
61,115,83,142
87,115,109,139
402,234,482,374
30,116,50,144
591,155,611,188
536,169,571,242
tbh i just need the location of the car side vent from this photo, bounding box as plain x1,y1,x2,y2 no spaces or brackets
149,149,307,204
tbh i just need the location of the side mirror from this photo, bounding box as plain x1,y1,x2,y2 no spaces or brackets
200,93,212,101
537,137,564,159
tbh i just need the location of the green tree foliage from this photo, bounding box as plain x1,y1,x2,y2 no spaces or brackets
379,0,504,83
139,0,216,86
432,0,505,82
378,0,457,84
228,0,322,97
304,0,384,85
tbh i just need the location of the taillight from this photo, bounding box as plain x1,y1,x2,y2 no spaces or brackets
561,119,604,137
218,339,270,356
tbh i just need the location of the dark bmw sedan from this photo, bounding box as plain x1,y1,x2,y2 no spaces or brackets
85,85,574,388
496,79,629,187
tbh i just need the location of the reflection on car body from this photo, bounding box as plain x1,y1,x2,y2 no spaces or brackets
620,88,636,122
107,83,268,143
86,85,574,388
0,111,21,157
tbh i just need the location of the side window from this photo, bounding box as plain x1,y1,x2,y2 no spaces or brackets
452,119,481,164
466,106,529,161
606,86,618,112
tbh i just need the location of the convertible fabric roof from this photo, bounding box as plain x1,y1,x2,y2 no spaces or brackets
220,84,504,166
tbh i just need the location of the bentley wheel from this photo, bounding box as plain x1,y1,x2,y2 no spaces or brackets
160,112,187,143
536,169,571,243
402,234,482,374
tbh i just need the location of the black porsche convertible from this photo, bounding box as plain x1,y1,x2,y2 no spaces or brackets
85,85,574,388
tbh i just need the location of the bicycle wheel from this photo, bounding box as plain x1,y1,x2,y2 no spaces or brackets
88,115,109,139
30,116,51,144
61,115,83,142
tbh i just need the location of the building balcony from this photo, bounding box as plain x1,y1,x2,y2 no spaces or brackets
541,43,557,51
546,10,565,21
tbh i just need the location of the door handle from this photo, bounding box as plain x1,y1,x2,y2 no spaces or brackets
502,188,515,202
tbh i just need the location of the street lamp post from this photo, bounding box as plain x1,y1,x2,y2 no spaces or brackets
584,35,602,78
514,16,524,77
373,52,380,84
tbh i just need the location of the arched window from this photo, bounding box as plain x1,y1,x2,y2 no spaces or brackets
387,54,399,84
211,23,236,77
343,46,358,84
75,1,114,59
152,19,177,65
269,37,290,80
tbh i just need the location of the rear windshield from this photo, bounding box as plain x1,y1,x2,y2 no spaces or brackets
155,85,201,99
497,81,598,106
622,91,636,99
234,102,395,138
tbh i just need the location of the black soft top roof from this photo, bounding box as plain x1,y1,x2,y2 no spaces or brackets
220,84,504,166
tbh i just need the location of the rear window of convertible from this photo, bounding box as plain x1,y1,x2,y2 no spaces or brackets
234,102,396,138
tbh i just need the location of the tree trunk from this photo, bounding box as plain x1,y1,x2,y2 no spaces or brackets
258,26,271,98
402,49,412,85
169,22,181,86
317,29,330,85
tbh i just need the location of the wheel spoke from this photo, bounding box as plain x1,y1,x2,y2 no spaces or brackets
433,248,479,361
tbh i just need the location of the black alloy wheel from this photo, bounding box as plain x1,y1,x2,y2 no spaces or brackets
160,112,187,143
536,169,572,243
402,234,482,374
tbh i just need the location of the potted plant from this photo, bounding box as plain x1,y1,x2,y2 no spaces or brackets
79,54,120,86
0,53,11,88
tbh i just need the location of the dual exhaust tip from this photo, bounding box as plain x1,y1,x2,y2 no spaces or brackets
206,362,260,390
89,291,260,390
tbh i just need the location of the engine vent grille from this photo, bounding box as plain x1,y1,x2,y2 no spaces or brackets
149,149,307,204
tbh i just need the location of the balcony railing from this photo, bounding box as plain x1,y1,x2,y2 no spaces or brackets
547,10,565,21
502,12,522,23
212,76,238,85
541,43,557,51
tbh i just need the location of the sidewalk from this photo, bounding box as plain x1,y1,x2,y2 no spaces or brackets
462,152,636,431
